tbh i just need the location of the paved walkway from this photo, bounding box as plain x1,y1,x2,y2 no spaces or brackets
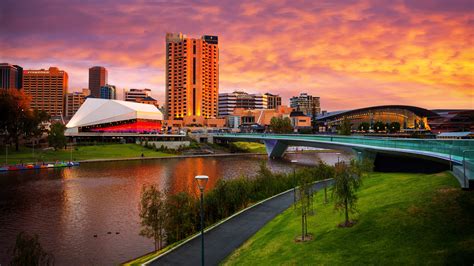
148,179,333,266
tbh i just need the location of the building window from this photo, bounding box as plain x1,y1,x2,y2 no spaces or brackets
193,58,196,85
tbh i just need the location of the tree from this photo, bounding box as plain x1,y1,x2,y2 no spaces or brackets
10,231,54,266
332,160,363,227
388,122,401,133
24,109,50,141
314,160,335,204
139,185,167,251
269,117,293,133
297,173,312,241
358,122,370,132
48,123,66,151
373,121,385,133
165,192,197,243
0,89,32,151
338,117,352,135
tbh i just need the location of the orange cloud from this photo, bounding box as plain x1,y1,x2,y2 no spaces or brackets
1,0,472,110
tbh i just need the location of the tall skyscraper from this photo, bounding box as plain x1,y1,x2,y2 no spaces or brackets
89,66,108,98
65,91,86,119
165,32,219,120
290,93,321,118
23,67,68,117
265,93,282,109
0,63,23,89
100,84,116,99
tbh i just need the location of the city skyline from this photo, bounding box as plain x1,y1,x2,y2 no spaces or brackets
1,0,473,111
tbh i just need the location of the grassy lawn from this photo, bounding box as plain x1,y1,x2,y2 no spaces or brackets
224,172,474,265
232,141,267,153
2,144,175,164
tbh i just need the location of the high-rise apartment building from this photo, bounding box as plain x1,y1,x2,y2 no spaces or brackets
100,84,116,99
65,91,86,119
265,93,282,109
0,63,23,89
89,66,108,98
289,93,321,118
166,32,219,120
124,88,152,102
23,67,68,117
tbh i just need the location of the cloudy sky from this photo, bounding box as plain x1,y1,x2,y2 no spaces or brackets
1,0,473,110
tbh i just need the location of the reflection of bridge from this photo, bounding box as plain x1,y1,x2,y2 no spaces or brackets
214,134,474,188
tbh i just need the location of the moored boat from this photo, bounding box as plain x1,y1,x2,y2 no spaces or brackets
0,162,80,172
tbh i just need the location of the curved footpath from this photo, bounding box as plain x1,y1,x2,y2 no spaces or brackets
145,179,333,266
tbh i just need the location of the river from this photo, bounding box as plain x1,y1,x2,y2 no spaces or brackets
0,152,351,265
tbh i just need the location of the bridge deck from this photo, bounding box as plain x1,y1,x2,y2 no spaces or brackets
215,134,474,185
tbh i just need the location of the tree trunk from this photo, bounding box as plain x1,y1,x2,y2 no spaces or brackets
324,186,328,204
301,213,305,240
15,135,19,151
344,198,349,225
304,214,308,236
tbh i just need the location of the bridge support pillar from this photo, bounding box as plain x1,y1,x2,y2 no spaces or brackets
353,149,376,162
263,140,288,159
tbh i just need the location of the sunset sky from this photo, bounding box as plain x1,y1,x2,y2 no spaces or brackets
1,0,473,111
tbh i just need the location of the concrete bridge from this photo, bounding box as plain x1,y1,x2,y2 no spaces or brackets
214,133,474,189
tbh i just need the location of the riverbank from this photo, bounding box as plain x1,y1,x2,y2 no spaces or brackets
223,171,474,265
1,142,338,165
1,144,174,165
124,179,333,266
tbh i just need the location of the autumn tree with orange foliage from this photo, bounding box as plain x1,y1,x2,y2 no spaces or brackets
0,89,49,151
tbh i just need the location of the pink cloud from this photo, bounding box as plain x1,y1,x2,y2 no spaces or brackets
1,0,472,110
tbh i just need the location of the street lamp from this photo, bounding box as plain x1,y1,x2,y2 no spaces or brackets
195,175,209,266
291,160,298,207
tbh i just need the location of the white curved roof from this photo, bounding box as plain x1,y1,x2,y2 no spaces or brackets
66,98,163,128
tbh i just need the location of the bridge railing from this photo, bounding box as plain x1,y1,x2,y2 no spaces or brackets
216,133,474,162
462,150,474,185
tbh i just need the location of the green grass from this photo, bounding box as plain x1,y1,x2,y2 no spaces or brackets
2,144,175,164
224,172,474,265
232,141,267,153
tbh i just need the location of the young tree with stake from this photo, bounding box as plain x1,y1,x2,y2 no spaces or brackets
139,185,167,251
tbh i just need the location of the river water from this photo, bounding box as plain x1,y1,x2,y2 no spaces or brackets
0,152,350,265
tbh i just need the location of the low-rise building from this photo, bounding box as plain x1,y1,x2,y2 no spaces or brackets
100,84,116,100
136,96,158,106
23,67,68,118
0,63,23,90
290,93,321,118
228,105,296,132
65,91,86,119
290,110,312,130
218,91,280,116
125,88,152,102
265,93,282,109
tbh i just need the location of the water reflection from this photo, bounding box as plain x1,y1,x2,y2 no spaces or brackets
0,152,351,265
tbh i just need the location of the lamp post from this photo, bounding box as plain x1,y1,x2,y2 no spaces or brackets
291,160,298,207
195,175,209,266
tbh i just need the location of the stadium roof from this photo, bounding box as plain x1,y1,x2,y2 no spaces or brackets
437,132,472,137
66,98,163,128
316,105,440,121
